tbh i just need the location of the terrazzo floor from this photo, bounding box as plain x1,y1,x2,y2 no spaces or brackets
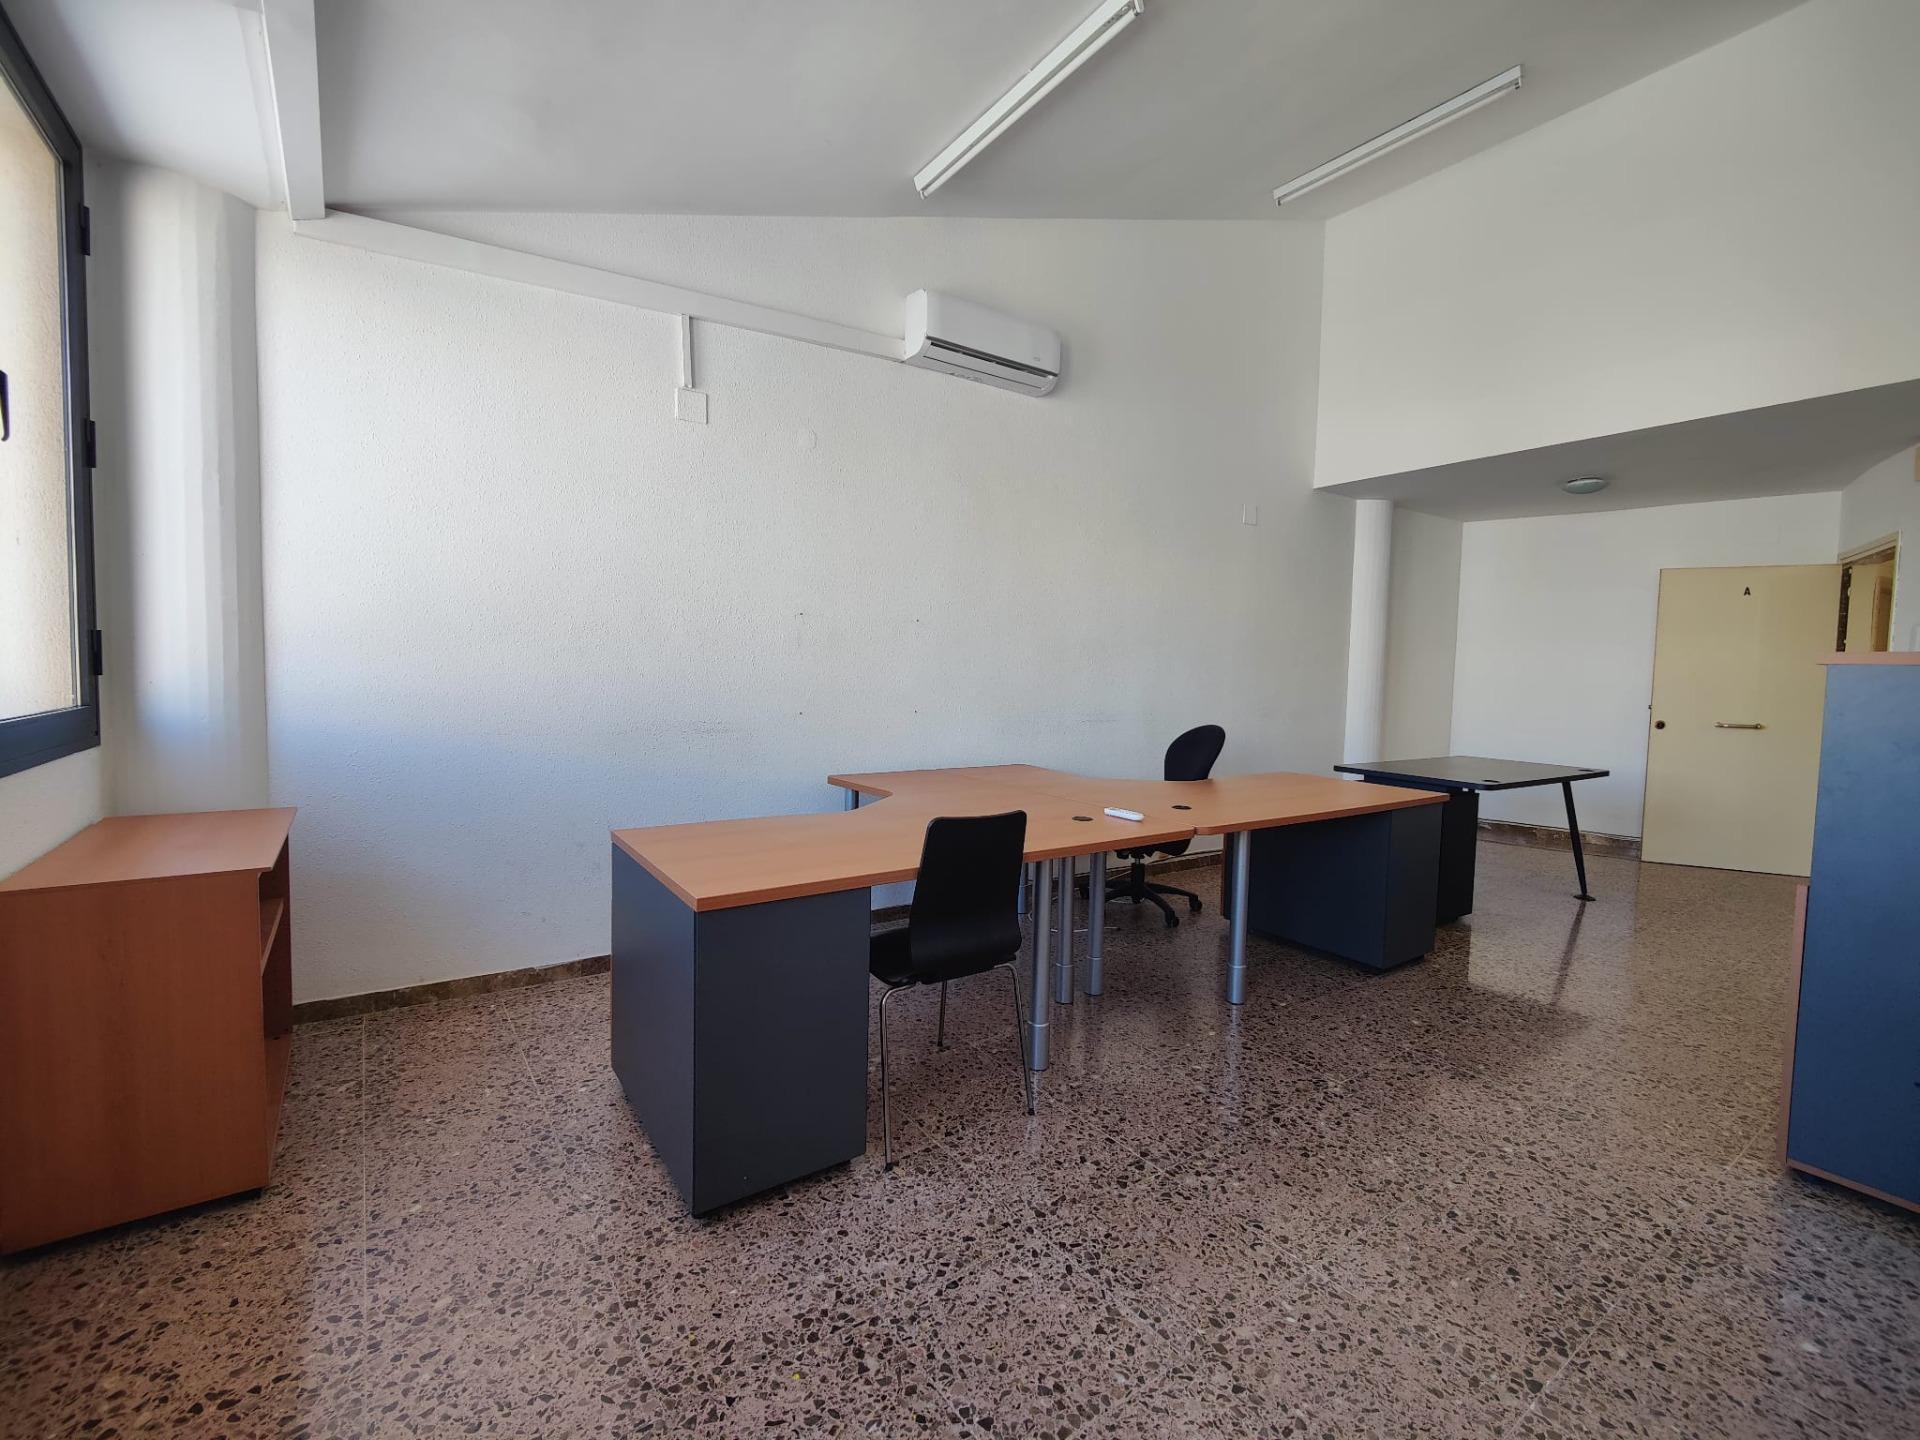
4,842,1917,1438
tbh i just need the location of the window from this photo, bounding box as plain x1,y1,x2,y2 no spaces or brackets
0,5,94,779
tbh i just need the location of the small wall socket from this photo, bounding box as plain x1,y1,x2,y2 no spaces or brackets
675,388,709,424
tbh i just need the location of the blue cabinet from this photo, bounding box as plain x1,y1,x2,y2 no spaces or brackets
1784,658,1920,1210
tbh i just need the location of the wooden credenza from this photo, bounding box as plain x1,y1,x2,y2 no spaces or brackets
0,808,297,1252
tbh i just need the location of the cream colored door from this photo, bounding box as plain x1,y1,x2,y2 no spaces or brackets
1641,564,1842,876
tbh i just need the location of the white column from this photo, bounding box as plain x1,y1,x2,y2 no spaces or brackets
1342,498,1393,764
90,162,268,813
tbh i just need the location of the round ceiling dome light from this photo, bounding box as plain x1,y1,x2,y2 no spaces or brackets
1562,475,1609,496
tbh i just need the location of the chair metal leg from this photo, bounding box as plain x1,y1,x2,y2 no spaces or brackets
937,980,949,1050
1004,963,1035,1115
879,984,899,1170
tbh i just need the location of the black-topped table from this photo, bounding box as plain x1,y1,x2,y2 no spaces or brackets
1332,757,1609,921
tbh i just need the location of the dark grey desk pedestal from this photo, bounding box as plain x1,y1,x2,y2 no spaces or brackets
1222,805,1441,971
610,846,869,1215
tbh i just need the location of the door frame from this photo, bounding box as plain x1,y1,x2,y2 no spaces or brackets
1837,532,1900,655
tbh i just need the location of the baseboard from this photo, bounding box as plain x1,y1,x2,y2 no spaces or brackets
1477,819,1640,860
291,854,1222,1025
292,953,612,1024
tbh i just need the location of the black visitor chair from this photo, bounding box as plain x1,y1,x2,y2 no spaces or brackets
869,810,1032,1169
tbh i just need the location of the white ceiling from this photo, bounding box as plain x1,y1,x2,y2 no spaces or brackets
1323,381,1920,523
6,0,282,208
13,0,1798,220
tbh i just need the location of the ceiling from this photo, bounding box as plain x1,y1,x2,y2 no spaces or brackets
11,0,1798,220
6,0,282,208
1323,381,1920,523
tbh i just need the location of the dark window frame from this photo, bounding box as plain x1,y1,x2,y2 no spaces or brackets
0,1,96,781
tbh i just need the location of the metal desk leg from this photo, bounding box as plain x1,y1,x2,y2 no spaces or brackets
1053,856,1075,1005
1026,859,1052,1071
1084,851,1106,996
1017,861,1033,917
1561,782,1595,902
1225,831,1252,1005
843,788,860,811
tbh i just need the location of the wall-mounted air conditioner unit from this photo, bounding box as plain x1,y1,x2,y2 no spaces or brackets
901,290,1060,396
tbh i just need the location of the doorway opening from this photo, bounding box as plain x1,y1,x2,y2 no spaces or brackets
1836,536,1898,655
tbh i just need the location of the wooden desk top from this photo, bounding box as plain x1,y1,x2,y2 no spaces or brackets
615,767,1441,912
0,809,297,893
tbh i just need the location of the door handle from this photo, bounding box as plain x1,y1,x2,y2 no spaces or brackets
1714,722,1765,730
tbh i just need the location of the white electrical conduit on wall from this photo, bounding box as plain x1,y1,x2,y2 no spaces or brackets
290,211,905,362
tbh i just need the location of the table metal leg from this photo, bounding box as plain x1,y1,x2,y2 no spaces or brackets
1561,782,1595,902
1026,859,1052,1071
1053,855,1075,1005
843,788,860,811
1017,860,1032,916
1225,831,1252,1005
1084,851,1105,995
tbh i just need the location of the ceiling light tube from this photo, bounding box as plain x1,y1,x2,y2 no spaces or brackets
914,0,1144,198
1272,64,1523,206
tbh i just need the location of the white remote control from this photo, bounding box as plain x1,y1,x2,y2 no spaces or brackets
1104,807,1145,822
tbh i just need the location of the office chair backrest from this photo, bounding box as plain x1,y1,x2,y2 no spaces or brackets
907,811,1028,982
1164,725,1226,782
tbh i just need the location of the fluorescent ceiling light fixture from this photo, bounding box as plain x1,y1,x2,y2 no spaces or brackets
1563,475,1609,496
1272,64,1523,206
914,0,1144,198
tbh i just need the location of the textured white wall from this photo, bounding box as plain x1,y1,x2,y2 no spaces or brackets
0,749,104,878
1381,508,1462,759
1452,492,1842,839
87,160,268,815
256,214,1342,1002
1315,0,1920,488
1838,445,1917,649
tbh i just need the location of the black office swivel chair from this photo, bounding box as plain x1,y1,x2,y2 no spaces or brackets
1105,724,1226,927
869,810,1033,1169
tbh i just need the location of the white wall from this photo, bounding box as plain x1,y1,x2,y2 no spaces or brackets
256,213,1342,1002
1838,445,1917,649
0,749,105,878
1315,0,1920,488
1452,492,1841,838
87,160,268,815
1381,508,1462,759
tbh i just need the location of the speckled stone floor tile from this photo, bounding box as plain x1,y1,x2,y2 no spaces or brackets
5,840,1916,1438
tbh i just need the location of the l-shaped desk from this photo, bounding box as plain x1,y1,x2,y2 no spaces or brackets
611,764,1445,1214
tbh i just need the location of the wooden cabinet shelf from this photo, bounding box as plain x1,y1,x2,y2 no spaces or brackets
0,808,298,1253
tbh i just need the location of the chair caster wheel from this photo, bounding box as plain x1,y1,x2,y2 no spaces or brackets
1164,913,1179,929
1188,897,1202,913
